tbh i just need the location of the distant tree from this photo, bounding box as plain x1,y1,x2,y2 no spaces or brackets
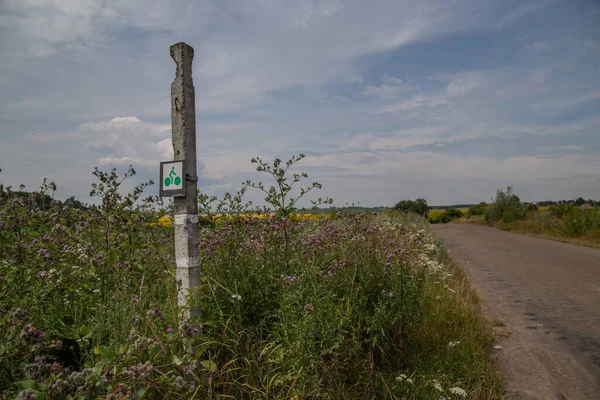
524,202,538,213
429,208,463,224
484,186,526,223
63,196,88,210
550,203,574,219
574,197,585,207
394,198,429,217
468,202,487,217
445,208,463,219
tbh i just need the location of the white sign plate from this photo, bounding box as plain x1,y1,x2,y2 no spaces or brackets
160,160,186,197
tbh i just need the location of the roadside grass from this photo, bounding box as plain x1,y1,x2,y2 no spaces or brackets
456,214,600,249
0,171,505,399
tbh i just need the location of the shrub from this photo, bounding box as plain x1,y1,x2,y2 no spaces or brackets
394,198,429,217
429,208,464,224
561,207,599,237
445,208,463,219
524,203,538,213
467,202,487,217
549,203,574,219
484,186,526,224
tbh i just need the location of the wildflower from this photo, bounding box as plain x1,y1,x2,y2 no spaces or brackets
304,303,314,312
124,261,130,268
131,296,138,303
97,253,104,259
395,373,412,383
38,271,47,278
173,375,185,389
37,248,50,259
448,340,460,348
166,328,173,333
231,294,242,301
449,387,468,397
432,380,443,392
281,274,297,284
20,325,45,345
11,307,30,322
16,389,38,399
146,306,163,319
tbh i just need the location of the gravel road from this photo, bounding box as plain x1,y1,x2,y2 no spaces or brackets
431,224,600,400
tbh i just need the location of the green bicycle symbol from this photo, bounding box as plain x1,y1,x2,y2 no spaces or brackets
164,166,182,187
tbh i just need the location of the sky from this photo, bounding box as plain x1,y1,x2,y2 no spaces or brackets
0,0,599,207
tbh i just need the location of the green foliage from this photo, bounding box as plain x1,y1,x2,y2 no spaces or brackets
549,203,574,219
197,187,254,229
484,186,526,224
524,203,538,213
394,198,429,217
468,202,487,217
429,208,463,224
481,199,600,242
244,154,332,218
561,207,600,237
0,164,502,399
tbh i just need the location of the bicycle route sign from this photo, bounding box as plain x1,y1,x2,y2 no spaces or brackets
159,160,186,197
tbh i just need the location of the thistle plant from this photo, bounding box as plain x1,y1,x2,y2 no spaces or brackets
244,154,332,218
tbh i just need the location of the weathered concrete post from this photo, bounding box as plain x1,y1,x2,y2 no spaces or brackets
170,42,201,320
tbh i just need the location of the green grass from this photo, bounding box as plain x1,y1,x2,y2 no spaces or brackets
0,172,504,399
457,210,600,249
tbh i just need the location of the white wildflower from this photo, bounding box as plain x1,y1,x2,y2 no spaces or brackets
448,340,460,348
449,387,468,397
231,294,242,301
433,380,443,392
395,374,408,381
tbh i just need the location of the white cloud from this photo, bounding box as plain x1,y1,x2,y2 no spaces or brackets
533,91,600,113
375,94,449,113
530,41,549,50
528,67,550,85
446,75,479,96
1,0,599,205
79,116,173,169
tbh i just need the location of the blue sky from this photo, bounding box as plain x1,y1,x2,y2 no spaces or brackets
0,0,599,206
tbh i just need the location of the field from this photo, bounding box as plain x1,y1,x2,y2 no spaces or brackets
456,206,600,248
0,167,504,399
428,209,468,220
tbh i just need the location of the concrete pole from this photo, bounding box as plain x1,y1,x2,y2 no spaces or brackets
170,42,201,320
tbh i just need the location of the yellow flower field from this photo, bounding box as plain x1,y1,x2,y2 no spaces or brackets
427,209,468,219
151,213,326,227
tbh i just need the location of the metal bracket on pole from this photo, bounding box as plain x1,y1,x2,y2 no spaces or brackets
186,174,198,182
